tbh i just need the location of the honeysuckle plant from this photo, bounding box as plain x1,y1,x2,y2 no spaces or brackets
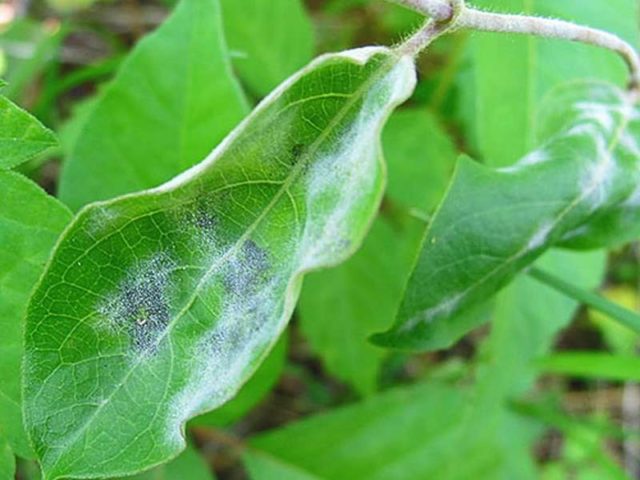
2,0,640,478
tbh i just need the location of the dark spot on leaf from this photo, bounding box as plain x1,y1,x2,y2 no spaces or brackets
224,239,270,295
101,255,174,352
290,143,306,165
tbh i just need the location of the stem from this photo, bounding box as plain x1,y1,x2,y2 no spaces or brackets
389,0,452,21
389,0,640,90
528,267,640,335
397,0,463,56
398,19,455,56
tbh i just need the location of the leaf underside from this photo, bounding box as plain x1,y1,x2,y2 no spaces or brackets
374,82,640,350
24,47,416,479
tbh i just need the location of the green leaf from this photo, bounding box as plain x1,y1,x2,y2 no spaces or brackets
24,47,416,479
248,381,469,479
191,332,287,426
298,109,457,394
221,0,314,97
537,352,640,382
0,171,72,459
244,451,322,480
58,0,249,211
0,19,65,102
117,444,215,480
0,434,15,480
452,2,631,474
0,95,57,169
374,82,640,350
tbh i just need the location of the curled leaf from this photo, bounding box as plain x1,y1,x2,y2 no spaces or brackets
24,47,416,479
374,81,640,350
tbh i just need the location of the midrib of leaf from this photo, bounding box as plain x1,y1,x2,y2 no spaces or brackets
405,95,634,331
42,51,403,474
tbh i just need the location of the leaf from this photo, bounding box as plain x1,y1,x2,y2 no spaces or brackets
0,94,57,169
244,451,322,480
117,444,215,480
191,332,287,426
0,171,72,459
58,0,249,211
248,381,470,480
24,46,416,479
450,2,633,474
298,109,457,395
0,19,65,102
537,352,640,382
374,82,640,350
221,0,314,97
0,435,15,480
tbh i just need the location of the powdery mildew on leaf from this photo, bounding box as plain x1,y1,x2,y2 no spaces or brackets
374,81,640,351
24,46,416,479
98,253,177,352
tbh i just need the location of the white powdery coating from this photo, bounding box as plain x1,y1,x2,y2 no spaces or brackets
300,55,416,270
500,149,549,173
299,114,378,269
579,129,617,211
161,48,416,445
527,221,553,251
574,101,618,134
402,293,464,332
167,270,286,440
97,252,176,352
621,131,640,158
85,206,118,237
623,184,640,207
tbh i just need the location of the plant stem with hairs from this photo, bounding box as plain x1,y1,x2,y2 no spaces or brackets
393,0,640,91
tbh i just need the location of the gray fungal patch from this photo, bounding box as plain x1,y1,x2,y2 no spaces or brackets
224,239,270,296
175,199,222,260
190,201,219,233
99,253,176,353
289,143,306,166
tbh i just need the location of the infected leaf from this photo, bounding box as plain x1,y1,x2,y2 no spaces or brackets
374,82,640,350
24,47,416,479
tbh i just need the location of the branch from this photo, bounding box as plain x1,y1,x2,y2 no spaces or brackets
392,0,640,91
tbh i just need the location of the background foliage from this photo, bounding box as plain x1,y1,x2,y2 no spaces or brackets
1,0,640,478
